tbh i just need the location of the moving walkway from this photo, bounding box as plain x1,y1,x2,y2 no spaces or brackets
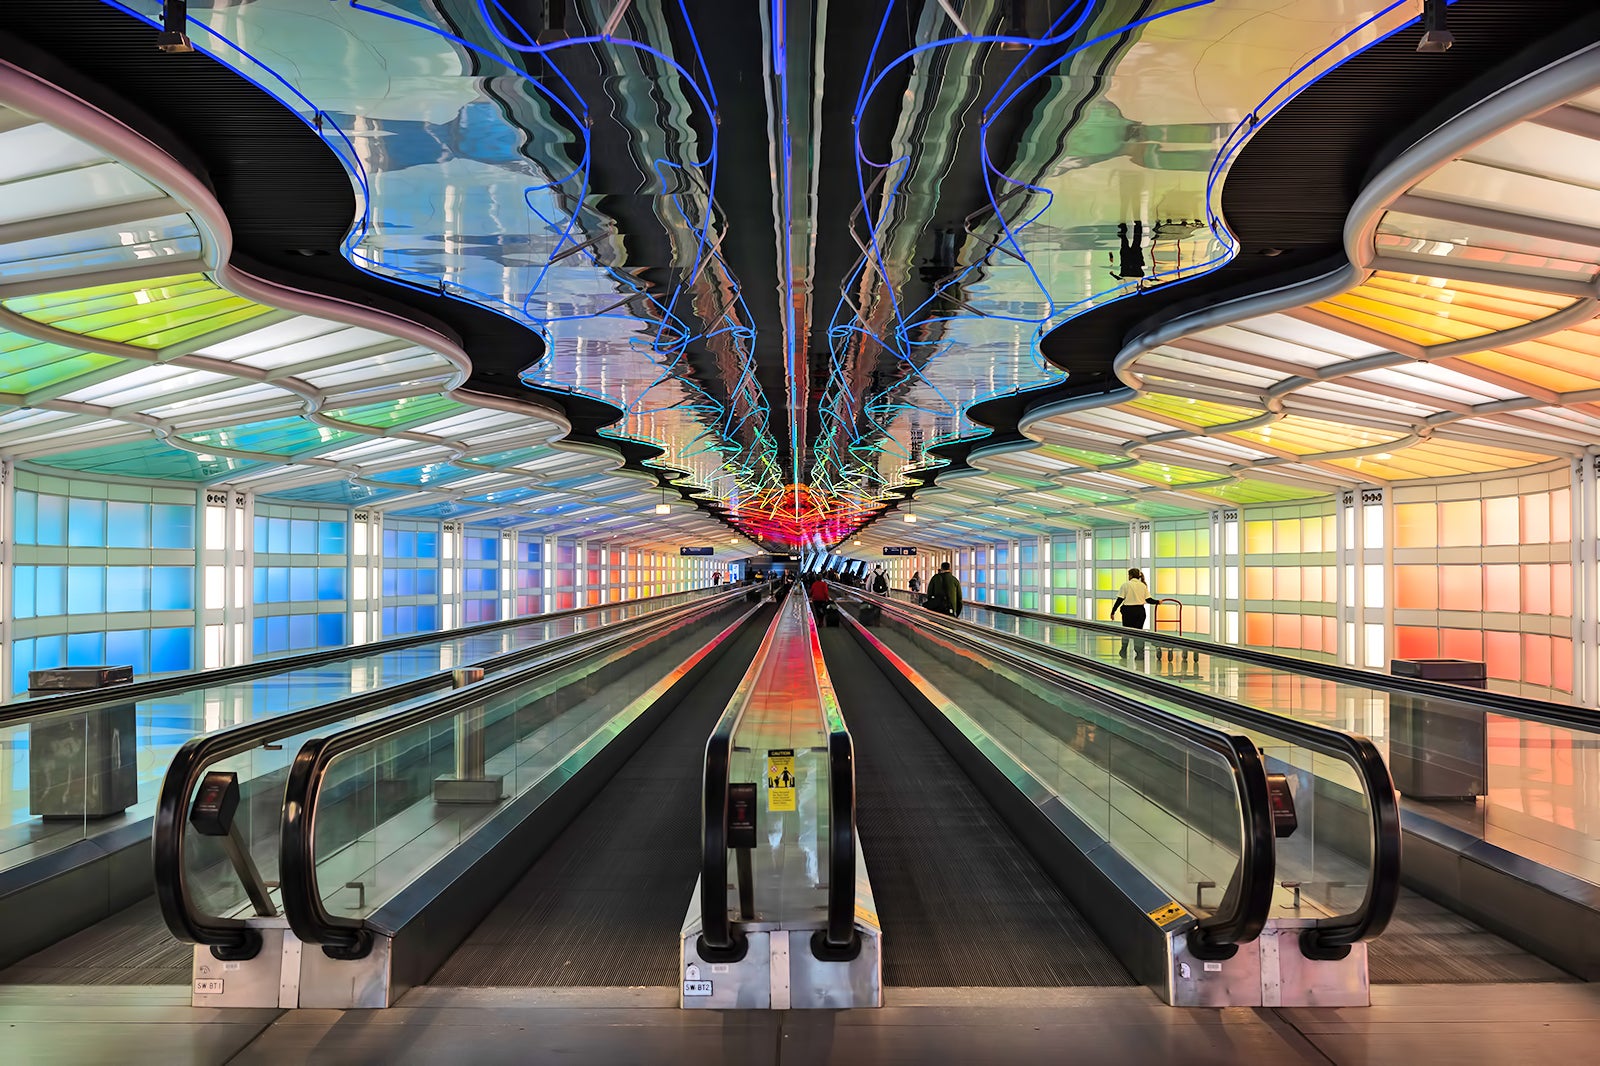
0,586,738,976
873,589,1590,981
68,583,1408,1010
142,586,766,1004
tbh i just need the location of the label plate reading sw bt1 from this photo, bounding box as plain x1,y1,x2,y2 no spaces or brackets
193,979,224,995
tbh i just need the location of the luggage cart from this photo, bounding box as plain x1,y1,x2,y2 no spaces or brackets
1152,598,1194,663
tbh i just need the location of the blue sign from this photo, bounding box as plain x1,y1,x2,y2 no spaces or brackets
680,546,715,556
882,546,918,556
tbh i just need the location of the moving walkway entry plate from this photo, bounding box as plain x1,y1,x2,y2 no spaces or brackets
1148,901,1188,927
767,749,796,812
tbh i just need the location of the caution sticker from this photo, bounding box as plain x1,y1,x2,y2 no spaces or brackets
1147,901,1188,927
767,749,796,812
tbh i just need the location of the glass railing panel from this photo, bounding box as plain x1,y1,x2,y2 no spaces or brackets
5,592,711,875
305,602,741,925
879,600,1388,933
871,612,1246,923
724,599,832,925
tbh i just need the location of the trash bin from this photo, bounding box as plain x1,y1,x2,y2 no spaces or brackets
1387,659,1487,801
28,665,138,819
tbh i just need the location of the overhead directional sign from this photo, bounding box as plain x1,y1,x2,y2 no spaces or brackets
882,546,918,556
679,546,715,556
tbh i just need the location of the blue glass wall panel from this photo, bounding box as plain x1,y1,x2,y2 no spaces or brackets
67,566,104,613
317,612,345,646
317,567,345,600
150,627,193,672
152,504,195,549
68,499,106,547
152,566,194,610
107,567,151,613
318,520,346,555
107,501,150,548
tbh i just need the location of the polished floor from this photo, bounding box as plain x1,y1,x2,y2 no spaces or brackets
5,983,1599,1065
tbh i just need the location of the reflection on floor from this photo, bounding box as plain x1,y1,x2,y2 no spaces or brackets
5,983,1597,1066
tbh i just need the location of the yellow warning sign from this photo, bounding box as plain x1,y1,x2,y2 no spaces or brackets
767,749,796,812
1147,901,1188,927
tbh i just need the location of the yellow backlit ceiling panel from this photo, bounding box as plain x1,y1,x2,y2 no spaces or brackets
1125,394,1261,428
1313,273,1576,347
1453,318,1600,395
1227,414,1407,456
1326,438,1554,479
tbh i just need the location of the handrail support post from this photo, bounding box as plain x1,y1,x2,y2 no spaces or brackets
735,846,754,920
434,667,503,804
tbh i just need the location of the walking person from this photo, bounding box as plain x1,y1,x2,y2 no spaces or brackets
871,565,889,594
924,562,962,618
1111,568,1156,658
908,572,922,597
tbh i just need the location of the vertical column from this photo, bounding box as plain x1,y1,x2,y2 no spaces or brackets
0,459,12,699
1337,490,1355,666
1361,487,1387,670
1575,456,1598,706
239,492,255,662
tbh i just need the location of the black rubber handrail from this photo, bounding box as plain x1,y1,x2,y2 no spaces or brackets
802,595,860,961
276,588,751,959
866,589,1400,958
697,595,792,963
912,592,1598,733
5,584,717,724
854,590,1277,960
155,587,744,959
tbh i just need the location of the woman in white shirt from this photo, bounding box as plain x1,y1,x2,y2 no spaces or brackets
1110,568,1154,657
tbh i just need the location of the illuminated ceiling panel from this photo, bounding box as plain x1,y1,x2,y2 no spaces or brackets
1313,273,1576,347
962,81,1600,538
1327,439,1554,480
0,101,735,550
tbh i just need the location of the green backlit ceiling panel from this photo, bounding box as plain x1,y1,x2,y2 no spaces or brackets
179,417,357,457
3,274,273,349
1038,444,1127,468
0,348,123,396
327,395,468,430
32,439,265,480
1192,480,1323,504
1127,394,1261,427
1118,462,1224,487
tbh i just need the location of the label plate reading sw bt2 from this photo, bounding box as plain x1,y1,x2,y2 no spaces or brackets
193,979,224,995
766,749,796,812
683,963,713,997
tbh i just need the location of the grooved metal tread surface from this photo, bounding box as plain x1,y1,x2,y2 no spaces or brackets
1368,889,1574,985
818,627,1133,987
429,612,772,987
0,898,190,986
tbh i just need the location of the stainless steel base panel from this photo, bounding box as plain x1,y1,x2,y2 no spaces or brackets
679,877,883,1009
1163,918,1369,1007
